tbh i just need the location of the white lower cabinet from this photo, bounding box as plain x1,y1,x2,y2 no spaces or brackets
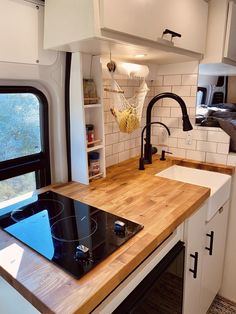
183,201,230,314
182,203,206,314
200,201,229,314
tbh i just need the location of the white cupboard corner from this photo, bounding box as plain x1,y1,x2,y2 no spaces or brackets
43,0,208,61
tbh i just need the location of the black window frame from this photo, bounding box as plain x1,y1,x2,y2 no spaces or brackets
0,86,51,188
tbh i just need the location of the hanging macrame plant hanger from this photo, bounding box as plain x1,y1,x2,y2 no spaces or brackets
105,59,149,133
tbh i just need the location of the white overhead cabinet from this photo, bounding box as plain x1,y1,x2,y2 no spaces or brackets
44,0,208,62
100,0,208,54
203,0,236,67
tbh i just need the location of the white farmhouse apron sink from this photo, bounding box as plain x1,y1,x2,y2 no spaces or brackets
156,165,231,222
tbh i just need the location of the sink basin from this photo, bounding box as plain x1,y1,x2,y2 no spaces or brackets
156,165,231,221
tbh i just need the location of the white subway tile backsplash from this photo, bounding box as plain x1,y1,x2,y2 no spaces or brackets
172,85,191,96
182,96,197,108
227,154,236,166
217,143,229,154
124,140,131,150
191,129,208,141
155,86,171,94
169,128,186,139
113,142,125,154
178,138,197,150
164,75,181,86
151,76,163,86
206,153,227,165
105,133,119,145
162,98,179,107
153,107,163,118
189,107,197,118
170,147,186,158
181,74,198,86
119,150,130,162
197,126,220,132
156,107,171,117
208,130,230,143
112,122,120,133
106,154,119,167
171,107,182,118
130,147,140,158
119,132,131,142
161,117,179,128
104,123,113,135
191,85,197,97
105,145,113,156
152,135,159,145
104,111,115,123
168,137,178,148
186,150,206,162
197,141,217,153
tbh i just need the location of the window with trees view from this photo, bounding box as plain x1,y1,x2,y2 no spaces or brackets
0,87,51,203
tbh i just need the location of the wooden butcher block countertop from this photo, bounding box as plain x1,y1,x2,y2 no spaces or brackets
0,156,234,314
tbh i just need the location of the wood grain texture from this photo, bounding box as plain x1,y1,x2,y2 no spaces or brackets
0,156,233,314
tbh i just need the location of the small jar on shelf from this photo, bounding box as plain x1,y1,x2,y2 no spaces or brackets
83,79,98,105
86,124,95,146
88,151,100,177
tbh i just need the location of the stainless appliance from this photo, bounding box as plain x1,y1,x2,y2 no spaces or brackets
0,190,143,279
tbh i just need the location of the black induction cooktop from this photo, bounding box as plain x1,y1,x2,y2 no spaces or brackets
0,191,143,279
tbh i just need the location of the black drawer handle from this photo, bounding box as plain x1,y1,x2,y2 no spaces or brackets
162,29,182,39
205,231,214,256
189,252,198,279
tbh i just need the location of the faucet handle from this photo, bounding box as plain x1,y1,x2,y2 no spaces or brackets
160,150,173,161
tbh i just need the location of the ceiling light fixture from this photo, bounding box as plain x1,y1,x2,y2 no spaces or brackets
134,54,146,58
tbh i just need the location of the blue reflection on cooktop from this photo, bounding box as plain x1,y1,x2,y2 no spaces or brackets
5,210,54,259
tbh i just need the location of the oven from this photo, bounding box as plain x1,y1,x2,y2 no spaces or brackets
92,224,184,314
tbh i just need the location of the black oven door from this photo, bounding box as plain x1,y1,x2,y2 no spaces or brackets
113,241,185,314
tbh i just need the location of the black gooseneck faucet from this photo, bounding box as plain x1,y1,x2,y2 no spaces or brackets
139,122,170,170
143,92,193,165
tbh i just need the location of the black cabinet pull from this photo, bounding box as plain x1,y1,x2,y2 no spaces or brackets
189,252,198,279
162,29,182,39
205,231,214,256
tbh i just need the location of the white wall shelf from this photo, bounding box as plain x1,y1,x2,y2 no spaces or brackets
87,144,104,153
89,172,104,181
70,53,106,184
84,103,102,109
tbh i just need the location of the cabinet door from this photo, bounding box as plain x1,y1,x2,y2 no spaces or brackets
200,201,229,314
100,0,208,53
182,204,206,314
224,1,236,61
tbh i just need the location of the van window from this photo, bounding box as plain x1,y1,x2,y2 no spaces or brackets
0,87,51,203
0,93,41,162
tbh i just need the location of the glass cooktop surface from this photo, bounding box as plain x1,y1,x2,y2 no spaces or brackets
0,191,143,278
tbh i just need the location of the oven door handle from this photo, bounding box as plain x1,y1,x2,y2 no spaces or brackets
189,252,198,279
